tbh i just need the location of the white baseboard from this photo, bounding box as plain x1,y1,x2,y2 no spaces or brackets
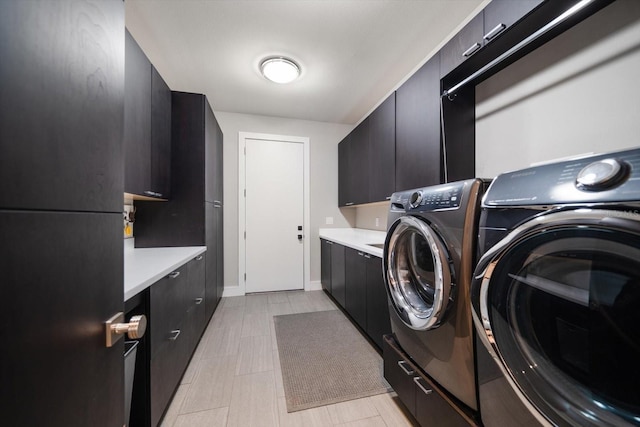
306,280,322,291
222,286,245,297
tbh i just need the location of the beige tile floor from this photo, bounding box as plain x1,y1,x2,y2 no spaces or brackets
160,290,417,427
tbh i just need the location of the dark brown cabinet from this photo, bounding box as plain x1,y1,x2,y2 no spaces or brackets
368,93,396,201
124,30,171,199
0,1,125,424
395,53,441,192
148,255,206,427
384,336,474,427
135,92,224,319
330,242,346,308
321,241,390,350
321,239,332,293
338,119,370,207
440,0,543,78
365,255,390,350
345,248,367,330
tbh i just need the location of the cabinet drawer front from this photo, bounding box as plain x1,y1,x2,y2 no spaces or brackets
150,264,188,356
383,337,417,416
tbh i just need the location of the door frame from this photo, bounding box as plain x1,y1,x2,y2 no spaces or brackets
235,131,310,296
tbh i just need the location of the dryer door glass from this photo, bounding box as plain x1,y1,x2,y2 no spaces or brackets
385,216,452,331
483,223,640,426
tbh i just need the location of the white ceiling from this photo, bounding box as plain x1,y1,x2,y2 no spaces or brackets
125,0,486,125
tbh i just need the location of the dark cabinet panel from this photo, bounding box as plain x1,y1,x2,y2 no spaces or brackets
124,29,152,197
205,101,223,204
365,255,391,350
0,211,124,426
331,243,346,308
321,239,332,293
439,13,484,78
0,2,124,213
345,248,367,330
383,337,417,416
124,31,171,200
186,254,206,351
482,0,544,45
415,376,470,427
205,201,223,319
338,119,370,206
215,204,224,303
368,93,396,202
149,265,188,359
395,54,441,191
338,137,350,207
151,66,172,199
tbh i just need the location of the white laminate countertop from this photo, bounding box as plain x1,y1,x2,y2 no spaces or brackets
124,239,206,301
319,228,386,258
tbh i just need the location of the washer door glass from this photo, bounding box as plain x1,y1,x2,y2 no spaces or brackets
385,216,452,331
483,223,640,426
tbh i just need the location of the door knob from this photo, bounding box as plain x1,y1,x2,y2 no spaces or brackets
105,312,147,347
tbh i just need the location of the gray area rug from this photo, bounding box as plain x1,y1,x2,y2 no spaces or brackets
274,310,391,413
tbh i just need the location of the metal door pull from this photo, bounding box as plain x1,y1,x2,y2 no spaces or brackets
105,312,147,347
398,360,415,375
414,377,433,395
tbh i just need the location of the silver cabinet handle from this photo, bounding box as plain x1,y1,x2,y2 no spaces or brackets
345,202,355,206
195,298,203,305
195,255,204,261
357,251,364,256
327,241,334,245
397,360,415,375
169,329,181,341
386,196,391,200
484,23,506,42
463,42,481,57
143,190,163,198
168,271,180,279
364,254,371,259
413,377,433,395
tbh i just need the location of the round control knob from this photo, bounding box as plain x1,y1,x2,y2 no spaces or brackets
409,191,423,209
112,314,147,339
576,158,629,191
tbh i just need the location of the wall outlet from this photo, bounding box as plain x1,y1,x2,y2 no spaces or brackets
124,204,135,239
326,216,334,225
375,217,380,227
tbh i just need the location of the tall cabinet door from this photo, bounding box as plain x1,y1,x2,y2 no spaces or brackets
0,1,125,426
395,53,441,191
0,212,124,426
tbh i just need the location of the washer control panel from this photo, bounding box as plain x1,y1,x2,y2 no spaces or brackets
393,182,464,212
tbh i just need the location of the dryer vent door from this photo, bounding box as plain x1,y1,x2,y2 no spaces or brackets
384,215,453,331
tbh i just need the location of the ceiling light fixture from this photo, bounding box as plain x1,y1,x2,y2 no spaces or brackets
260,57,300,84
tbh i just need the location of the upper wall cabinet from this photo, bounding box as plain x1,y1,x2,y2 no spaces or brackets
338,118,370,207
368,93,396,202
124,30,171,200
395,53,441,192
440,0,544,78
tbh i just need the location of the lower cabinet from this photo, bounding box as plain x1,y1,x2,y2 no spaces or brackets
144,255,207,427
321,239,391,351
383,335,476,427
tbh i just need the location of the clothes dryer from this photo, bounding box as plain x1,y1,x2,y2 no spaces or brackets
383,178,489,413
472,148,640,426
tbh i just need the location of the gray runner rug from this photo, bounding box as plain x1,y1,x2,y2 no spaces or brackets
274,310,391,413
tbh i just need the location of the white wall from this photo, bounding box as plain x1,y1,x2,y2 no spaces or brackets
214,111,354,291
476,0,640,178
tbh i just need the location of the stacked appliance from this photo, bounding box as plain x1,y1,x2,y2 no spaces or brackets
383,178,489,425
472,148,640,426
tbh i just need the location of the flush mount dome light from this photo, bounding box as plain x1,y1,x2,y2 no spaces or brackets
260,57,300,84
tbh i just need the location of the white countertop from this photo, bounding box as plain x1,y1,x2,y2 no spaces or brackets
319,228,386,258
124,239,206,301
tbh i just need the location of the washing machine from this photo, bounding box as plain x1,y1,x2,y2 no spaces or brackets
383,178,489,413
471,148,640,426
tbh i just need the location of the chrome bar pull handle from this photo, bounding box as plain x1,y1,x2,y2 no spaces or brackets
195,255,203,261
484,23,506,42
169,330,181,341
414,377,433,395
168,271,180,279
195,298,204,305
397,360,415,375
463,42,481,57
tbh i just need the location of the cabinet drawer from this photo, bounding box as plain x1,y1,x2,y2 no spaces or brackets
383,336,417,415
150,265,188,357
415,376,470,427
440,13,484,78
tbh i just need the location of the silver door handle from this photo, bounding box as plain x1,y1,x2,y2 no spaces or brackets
169,329,181,341
483,23,506,42
413,377,433,395
168,271,180,279
195,255,203,261
195,298,203,305
463,42,481,57
397,360,415,375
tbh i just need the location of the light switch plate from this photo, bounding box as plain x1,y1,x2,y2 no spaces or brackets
325,216,334,225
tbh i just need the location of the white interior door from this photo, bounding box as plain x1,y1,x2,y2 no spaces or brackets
245,138,304,293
